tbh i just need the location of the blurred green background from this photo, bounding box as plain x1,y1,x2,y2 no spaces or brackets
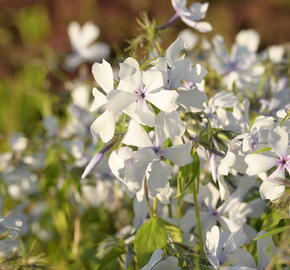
0,0,290,138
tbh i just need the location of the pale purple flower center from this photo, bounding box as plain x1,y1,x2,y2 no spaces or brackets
276,155,290,169
250,133,259,149
135,85,146,102
152,145,162,155
228,60,238,72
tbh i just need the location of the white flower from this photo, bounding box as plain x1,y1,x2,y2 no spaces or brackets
205,226,256,269
245,126,290,179
239,116,275,153
268,45,284,63
65,22,110,70
245,126,289,200
210,34,264,91
141,249,181,270
109,119,192,198
257,231,279,270
178,29,198,50
107,58,178,127
235,29,260,52
171,0,212,32
90,59,117,143
9,133,28,154
180,183,251,233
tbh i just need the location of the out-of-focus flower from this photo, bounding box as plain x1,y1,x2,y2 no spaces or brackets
64,22,110,70
245,126,290,200
257,231,279,270
205,226,256,269
171,0,212,32
141,249,181,270
178,29,198,50
268,45,285,63
235,29,260,52
210,34,264,91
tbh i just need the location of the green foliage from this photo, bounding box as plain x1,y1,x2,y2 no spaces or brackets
17,5,51,45
134,217,168,267
96,237,125,270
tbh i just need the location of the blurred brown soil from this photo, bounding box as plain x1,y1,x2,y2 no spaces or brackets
0,0,289,78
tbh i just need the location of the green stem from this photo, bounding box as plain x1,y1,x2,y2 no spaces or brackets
144,177,153,218
192,179,204,253
153,197,158,217
279,112,289,126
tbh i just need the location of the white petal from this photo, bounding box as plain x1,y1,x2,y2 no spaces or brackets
92,59,114,93
125,158,151,193
134,100,156,127
257,231,278,270
198,183,220,209
206,225,220,257
192,21,212,33
146,90,178,112
142,70,164,92
227,248,256,268
122,120,153,147
141,249,163,270
259,180,285,201
80,22,99,46
83,42,110,61
236,29,260,52
81,152,103,179
108,147,133,180
147,161,171,197
90,88,107,111
90,110,115,143
177,89,207,112
223,230,246,253
180,210,195,233
161,142,193,166
165,37,186,66
106,89,135,113
155,111,185,141
245,154,276,176
268,126,288,159
119,57,140,81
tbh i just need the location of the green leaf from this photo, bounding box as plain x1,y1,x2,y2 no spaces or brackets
134,217,168,267
96,237,125,269
254,225,290,240
261,211,284,231
251,147,272,154
165,223,183,243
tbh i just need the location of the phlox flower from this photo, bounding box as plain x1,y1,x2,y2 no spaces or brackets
257,231,279,270
109,118,192,200
210,34,264,91
0,199,26,258
171,0,212,32
107,58,179,127
141,249,180,270
245,126,290,200
180,182,252,234
64,22,110,70
89,59,118,143
205,226,256,269
260,77,289,113
155,37,208,112
235,29,260,53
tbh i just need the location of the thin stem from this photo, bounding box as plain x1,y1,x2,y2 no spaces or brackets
157,13,179,30
153,197,158,217
192,179,204,253
279,112,289,126
72,215,81,258
144,177,153,217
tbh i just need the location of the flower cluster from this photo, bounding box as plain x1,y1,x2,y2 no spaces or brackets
0,0,289,268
